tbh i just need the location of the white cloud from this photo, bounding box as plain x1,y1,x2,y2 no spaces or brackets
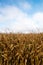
33,12,43,22
0,5,36,33
33,12,43,28
0,6,43,33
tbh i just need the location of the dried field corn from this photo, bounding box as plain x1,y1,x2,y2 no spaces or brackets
0,33,43,65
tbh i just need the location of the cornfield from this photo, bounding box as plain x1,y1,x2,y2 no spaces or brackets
0,33,43,65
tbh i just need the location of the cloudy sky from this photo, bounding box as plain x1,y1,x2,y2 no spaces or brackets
0,0,43,33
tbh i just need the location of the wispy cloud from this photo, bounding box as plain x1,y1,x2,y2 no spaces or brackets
19,2,32,10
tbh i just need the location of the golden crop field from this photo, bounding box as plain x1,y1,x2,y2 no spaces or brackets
0,33,43,65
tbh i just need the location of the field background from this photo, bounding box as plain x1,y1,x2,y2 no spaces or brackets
0,33,43,65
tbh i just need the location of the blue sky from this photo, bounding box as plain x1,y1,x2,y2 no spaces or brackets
0,0,43,33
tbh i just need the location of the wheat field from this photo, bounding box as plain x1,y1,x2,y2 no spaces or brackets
0,33,43,65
